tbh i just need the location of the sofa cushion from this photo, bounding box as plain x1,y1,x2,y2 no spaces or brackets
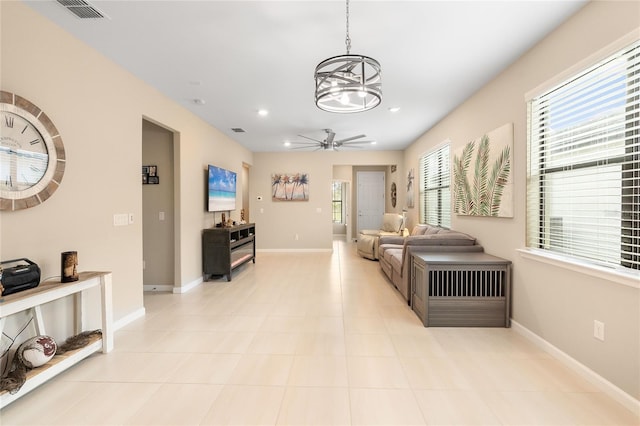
411,225,429,236
410,224,442,236
424,226,441,235
382,247,402,264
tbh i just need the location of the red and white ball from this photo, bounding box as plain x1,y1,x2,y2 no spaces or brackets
16,335,57,368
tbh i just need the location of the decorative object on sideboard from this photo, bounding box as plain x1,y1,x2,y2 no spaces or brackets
272,173,309,201
142,165,159,185
314,0,381,113
17,335,57,369
61,251,79,282
0,91,66,211
0,335,57,395
453,123,513,218
0,258,40,295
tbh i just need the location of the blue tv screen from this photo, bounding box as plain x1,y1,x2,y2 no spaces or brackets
208,165,236,212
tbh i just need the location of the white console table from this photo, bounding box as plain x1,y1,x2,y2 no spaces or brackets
0,271,113,408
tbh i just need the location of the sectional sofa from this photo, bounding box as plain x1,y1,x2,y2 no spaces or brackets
378,224,483,302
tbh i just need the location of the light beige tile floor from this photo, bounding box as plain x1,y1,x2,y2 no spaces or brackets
1,237,639,425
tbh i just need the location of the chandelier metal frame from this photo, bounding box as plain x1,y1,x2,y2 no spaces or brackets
314,0,382,113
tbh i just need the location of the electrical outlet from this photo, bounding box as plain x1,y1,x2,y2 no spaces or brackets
594,320,605,341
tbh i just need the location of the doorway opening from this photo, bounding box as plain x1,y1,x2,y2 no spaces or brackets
142,119,177,291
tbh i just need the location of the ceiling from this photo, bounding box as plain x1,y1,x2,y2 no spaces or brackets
24,0,587,152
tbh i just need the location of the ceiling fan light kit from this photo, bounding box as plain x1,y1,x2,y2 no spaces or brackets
314,0,382,113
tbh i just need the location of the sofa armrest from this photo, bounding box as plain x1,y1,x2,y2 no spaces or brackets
405,233,476,246
379,235,405,246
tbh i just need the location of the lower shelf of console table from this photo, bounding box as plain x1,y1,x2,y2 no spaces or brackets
0,271,113,409
411,253,512,327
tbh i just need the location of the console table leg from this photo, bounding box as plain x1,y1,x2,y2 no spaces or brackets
100,273,114,353
32,306,46,335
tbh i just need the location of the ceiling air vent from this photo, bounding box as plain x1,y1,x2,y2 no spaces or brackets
57,0,107,19
231,128,246,133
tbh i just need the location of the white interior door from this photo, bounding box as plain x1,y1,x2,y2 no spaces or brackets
357,171,385,233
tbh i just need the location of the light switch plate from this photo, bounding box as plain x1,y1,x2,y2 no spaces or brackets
113,213,128,226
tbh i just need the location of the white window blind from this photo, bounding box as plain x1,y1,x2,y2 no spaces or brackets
527,39,639,271
420,144,451,228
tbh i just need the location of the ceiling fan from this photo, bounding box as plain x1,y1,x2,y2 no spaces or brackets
290,129,374,151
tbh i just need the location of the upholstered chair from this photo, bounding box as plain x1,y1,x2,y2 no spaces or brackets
356,213,406,260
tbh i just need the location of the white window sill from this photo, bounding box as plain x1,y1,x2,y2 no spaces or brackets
517,249,640,290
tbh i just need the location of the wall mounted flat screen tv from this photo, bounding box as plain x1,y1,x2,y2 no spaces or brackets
208,164,236,212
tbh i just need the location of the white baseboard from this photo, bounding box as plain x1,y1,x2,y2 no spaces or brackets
113,307,145,331
172,276,202,294
511,320,639,415
143,285,173,292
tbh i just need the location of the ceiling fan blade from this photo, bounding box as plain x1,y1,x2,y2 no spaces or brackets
290,141,320,146
342,140,374,145
297,134,324,143
335,134,366,144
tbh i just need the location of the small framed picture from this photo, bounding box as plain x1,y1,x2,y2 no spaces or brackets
142,174,148,184
148,166,157,177
148,176,159,184
142,166,149,175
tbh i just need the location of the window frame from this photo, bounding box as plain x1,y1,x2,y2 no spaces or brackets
331,180,344,223
525,31,640,276
419,143,451,228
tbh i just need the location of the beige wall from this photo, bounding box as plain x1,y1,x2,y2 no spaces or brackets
251,151,402,250
0,3,252,331
404,1,640,399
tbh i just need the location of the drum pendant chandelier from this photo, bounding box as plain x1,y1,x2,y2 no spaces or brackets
314,0,382,113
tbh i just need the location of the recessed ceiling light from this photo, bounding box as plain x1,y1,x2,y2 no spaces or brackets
284,140,291,147
371,141,377,145
388,107,400,113
257,109,269,116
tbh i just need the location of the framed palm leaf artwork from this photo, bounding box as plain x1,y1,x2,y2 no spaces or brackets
272,172,309,201
453,123,513,217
